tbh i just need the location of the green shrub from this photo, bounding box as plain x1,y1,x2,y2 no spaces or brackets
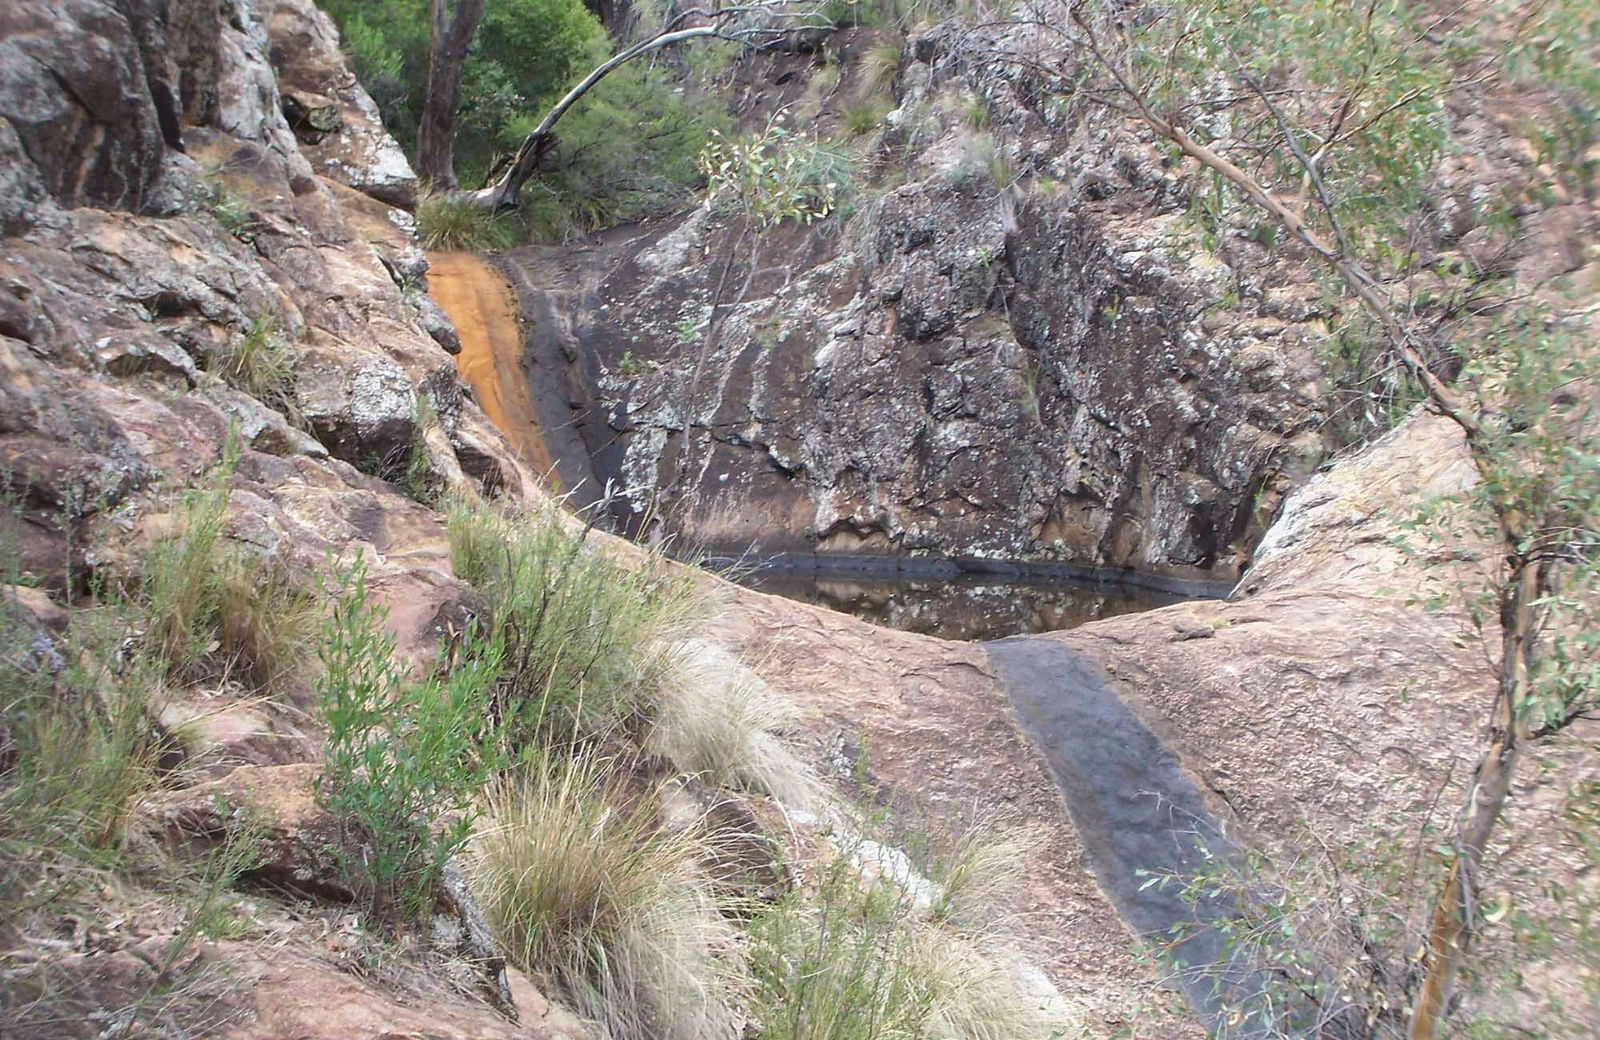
314,553,506,920
701,123,853,228
445,496,701,746
415,193,516,251
198,172,254,241
503,61,730,242
471,747,741,1040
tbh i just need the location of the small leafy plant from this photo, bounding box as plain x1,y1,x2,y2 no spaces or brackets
314,553,506,920
699,121,845,229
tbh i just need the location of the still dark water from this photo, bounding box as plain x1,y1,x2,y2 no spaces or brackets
734,570,1186,641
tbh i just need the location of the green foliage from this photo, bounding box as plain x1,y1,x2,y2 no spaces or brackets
618,349,649,377
339,11,413,122
445,496,701,747
471,747,739,1040
507,61,730,242
701,121,850,228
314,553,506,920
323,0,603,181
208,314,301,423
1457,311,1600,731
1119,0,1451,257
1139,828,1440,1038
323,0,725,234
199,173,254,242
415,193,516,251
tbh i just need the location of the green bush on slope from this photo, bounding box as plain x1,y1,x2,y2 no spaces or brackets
313,553,507,919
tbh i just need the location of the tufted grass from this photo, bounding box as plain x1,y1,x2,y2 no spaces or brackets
748,819,1075,1040
859,41,903,97
649,639,817,807
747,825,1069,1040
138,444,317,693
471,747,743,1040
842,99,893,137
416,193,516,252
0,601,160,883
208,314,301,423
445,496,703,746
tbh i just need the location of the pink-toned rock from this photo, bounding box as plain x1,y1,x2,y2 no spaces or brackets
217,940,584,1040
146,763,351,901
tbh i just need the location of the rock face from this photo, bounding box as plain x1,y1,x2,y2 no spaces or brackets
715,413,1593,1034
0,0,536,589
0,3,553,1035
506,32,1326,583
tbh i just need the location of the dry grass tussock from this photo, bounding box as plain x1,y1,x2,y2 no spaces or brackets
139,447,316,693
649,638,819,807
470,747,745,1040
749,821,1081,1040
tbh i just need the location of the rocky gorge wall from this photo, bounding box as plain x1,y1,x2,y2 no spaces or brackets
4,4,1595,1037
0,0,537,596
502,29,1329,583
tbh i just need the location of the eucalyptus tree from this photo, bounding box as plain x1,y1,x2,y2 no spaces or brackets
467,1,837,209
416,0,487,190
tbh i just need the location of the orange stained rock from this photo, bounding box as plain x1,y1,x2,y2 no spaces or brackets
426,250,557,476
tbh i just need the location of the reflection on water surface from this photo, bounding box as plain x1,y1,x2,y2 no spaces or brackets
734,570,1187,641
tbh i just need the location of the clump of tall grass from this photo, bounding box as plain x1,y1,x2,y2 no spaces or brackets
445,496,702,745
650,640,816,806
928,822,1042,930
0,600,160,879
416,193,516,252
471,747,743,1040
748,826,1068,1040
207,315,301,423
138,445,316,691
859,41,903,97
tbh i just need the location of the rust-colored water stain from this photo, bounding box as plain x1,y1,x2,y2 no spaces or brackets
425,250,556,476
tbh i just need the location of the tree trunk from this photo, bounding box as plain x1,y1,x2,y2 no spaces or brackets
1408,561,1541,1039
416,0,486,192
